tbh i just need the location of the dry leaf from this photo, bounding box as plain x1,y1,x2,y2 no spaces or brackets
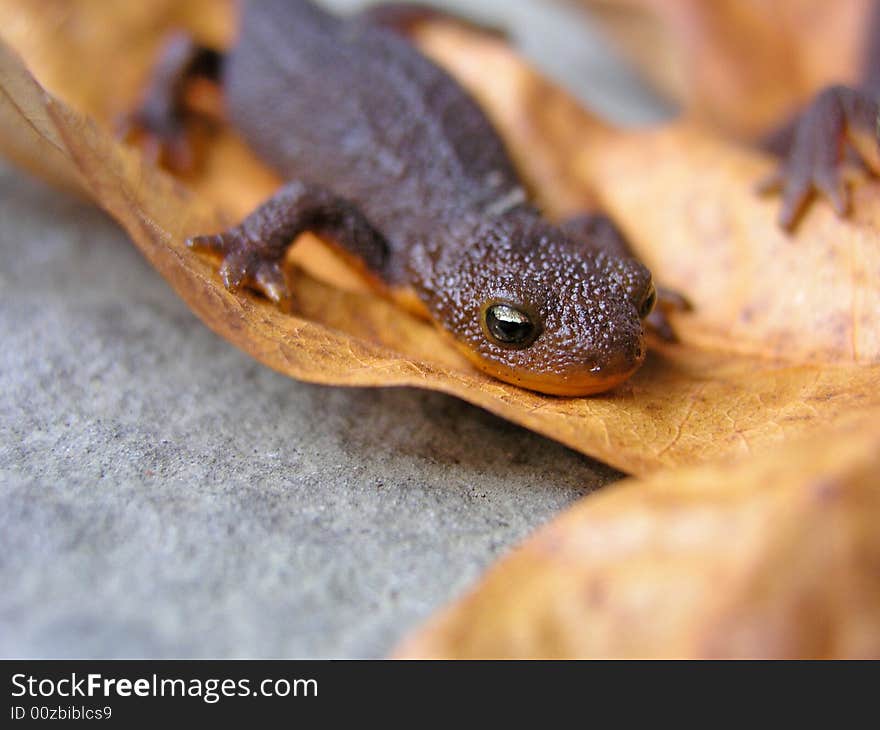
395,411,880,659
577,0,872,138
0,4,878,477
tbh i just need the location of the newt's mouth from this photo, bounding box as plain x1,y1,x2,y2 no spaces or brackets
454,341,647,397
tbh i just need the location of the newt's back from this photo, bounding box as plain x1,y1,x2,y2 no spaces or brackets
226,0,522,247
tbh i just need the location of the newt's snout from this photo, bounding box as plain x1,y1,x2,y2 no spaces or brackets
429,249,654,397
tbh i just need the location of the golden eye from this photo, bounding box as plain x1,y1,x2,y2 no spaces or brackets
638,281,657,320
483,303,539,348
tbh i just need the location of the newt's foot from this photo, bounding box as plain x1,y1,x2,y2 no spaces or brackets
757,85,880,231
645,287,690,343
117,31,223,173
187,229,291,305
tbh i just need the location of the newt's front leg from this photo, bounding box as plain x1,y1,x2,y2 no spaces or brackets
188,181,389,304
758,85,880,230
119,31,224,171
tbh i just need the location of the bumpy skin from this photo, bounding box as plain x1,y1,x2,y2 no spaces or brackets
187,0,656,395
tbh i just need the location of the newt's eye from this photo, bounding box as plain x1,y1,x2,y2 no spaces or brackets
483,303,540,348
638,282,657,320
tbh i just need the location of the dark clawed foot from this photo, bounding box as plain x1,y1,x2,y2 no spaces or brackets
187,231,292,305
116,31,222,174
646,286,691,343
756,85,879,231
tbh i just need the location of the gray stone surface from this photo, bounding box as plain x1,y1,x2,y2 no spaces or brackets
0,0,665,658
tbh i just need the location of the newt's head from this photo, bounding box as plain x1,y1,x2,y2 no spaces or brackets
411,216,655,396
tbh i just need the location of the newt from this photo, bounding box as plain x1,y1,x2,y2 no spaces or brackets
128,0,676,396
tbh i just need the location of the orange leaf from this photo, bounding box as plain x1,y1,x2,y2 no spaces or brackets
395,411,880,659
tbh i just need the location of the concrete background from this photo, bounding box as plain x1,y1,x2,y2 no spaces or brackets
0,0,667,657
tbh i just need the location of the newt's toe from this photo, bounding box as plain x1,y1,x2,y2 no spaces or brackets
218,249,252,291
778,174,813,231
186,232,230,253
253,261,289,304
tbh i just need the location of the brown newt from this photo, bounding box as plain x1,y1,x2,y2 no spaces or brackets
128,0,671,396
